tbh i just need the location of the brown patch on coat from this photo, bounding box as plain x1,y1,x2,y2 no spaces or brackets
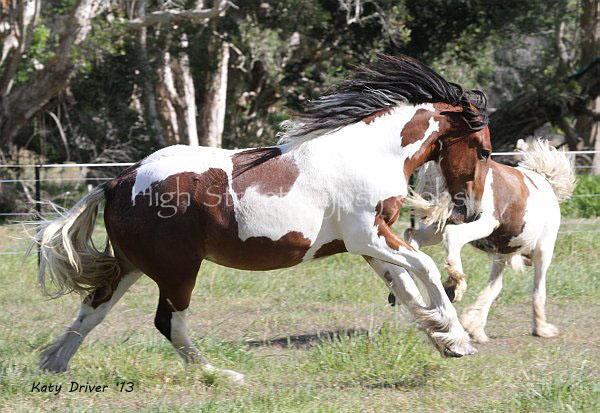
232,148,300,199
399,108,446,180
375,196,405,226
374,196,415,251
375,220,416,252
400,109,435,147
437,127,492,216
104,167,312,289
362,108,393,124
403,142,439,181
313,240,347,259
471,162,529,254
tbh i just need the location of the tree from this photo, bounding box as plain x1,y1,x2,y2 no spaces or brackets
486,0,600,174
0,0,104,149
575,0,600,173
200,33,229,147
127,0,230,147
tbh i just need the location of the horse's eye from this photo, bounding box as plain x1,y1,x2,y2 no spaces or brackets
478,148,490,161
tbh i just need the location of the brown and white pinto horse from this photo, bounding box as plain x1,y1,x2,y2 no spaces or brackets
405,139,575,343
32,55,491,381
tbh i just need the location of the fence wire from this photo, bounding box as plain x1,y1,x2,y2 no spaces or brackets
1,151,600,256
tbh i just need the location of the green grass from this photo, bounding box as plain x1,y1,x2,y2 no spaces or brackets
512,372,600,411
561,175,600,218
1,221,600,411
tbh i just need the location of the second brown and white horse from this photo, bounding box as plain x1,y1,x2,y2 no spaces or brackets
31,55,492,380
405,139,575,343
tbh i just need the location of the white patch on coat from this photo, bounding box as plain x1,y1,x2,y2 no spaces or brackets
129,103,437,252
506,167,560,254
131,145,237,202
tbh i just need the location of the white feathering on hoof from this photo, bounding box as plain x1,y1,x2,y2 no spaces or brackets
405,162,454,231
518,139,576,202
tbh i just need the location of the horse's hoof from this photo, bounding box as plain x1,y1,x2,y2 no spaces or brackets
206,365,245,384
222,369,245,384
403,228,414,242
388,292,397,306
39,359,69,373
533,323,559,338
39,344,70,373
444,285,456,302
468,330,490,344
442,342,478,358
452,281,467,302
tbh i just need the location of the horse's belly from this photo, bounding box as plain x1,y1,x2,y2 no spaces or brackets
470,228,525,254
203,232,312,271
203,204,329,271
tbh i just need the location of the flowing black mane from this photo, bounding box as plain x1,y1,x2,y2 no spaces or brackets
279,54,488,142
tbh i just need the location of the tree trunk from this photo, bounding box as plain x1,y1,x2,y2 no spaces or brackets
154,39,199,146
200,39,229,147
0,0,100,148
134,1,167,147
172,35,199,146
576,0,600,173
155,50,181,145
0,0,40,93
488,88,574,151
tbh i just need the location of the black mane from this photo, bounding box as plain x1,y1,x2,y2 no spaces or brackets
280,54,488,141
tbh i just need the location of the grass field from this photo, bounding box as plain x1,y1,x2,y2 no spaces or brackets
1,220,599,412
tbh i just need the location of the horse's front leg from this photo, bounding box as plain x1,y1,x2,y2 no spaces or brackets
344,218,476,357
442,215,498,302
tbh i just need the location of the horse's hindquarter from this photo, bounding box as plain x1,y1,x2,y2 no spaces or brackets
471,163,558,254
104,145,341,273
514,167,561,245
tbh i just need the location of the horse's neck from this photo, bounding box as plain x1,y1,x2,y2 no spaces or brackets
288,104,437,182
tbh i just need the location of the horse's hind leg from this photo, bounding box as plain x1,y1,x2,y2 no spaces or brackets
152,266,244,383
40,271,141,372
531,241,559,338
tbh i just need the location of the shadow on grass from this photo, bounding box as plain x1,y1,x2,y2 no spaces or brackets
244,328,369,349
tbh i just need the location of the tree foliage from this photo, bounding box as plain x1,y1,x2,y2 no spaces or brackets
0,0,598,167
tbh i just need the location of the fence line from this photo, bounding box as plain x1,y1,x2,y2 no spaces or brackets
0,150,599,170
1,150,599,185
0,162,135,168
1,151,599,257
